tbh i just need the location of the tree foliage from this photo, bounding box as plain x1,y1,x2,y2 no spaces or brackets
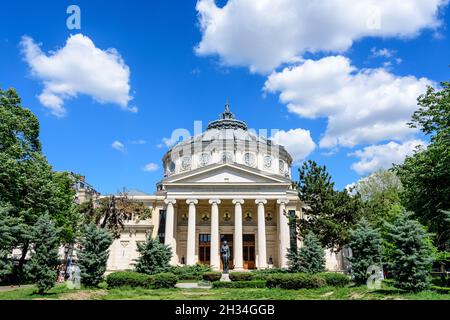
25,214,60,294
348,218,382,284
396,81,450,251
77,224,113,287
288,232,325,274
355,169,403,230
134,237,172,275
297,160,363,249
385,211,435,292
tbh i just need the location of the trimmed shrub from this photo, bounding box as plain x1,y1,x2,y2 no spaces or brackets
266,273,325,289
213,280,266,288
431,286,450,294
106,271,152,288
317,272,351,287
152,272,178,288
250,268,289,280
229,272,255,281
168,264,211,280
202,272,222,282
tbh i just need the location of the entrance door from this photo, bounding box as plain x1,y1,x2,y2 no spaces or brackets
243,234,256,269
220,234,233,270
198,234,210,265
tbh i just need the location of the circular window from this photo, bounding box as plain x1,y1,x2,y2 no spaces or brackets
279,160,285,173
199,153,211,167
244,153,256,166
181,156,191,170
263,155,272,168
169,161,176,173
222,152,233,163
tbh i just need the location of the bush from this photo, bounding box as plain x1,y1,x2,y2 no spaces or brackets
202,272,222,282
212,280,266,288
229,272,255,281
168,264,211,280
250,268,289,280
106,271,152,288
431,286,450,294
152,272,178,288
317,272,351,287
134,238,172,275
266,273,326,289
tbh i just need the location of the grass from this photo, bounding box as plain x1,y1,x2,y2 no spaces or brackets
0,282,449,300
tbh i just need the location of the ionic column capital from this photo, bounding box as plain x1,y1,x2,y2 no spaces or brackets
232,199,245,205
209,199,221,205
164,198,176,205
255,199,267,205
186,199,198,205
277,199,289,205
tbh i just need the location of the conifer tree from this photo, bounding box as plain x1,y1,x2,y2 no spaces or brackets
385,211,435,292
286,247,301,272
298,232,325,274
77,223,113,287
26,214,60,294
348,218,382,284
134,237,172,275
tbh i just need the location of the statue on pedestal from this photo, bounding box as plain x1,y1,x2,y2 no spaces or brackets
221,241,231,274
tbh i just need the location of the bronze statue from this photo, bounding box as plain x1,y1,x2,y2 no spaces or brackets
221,240,231,273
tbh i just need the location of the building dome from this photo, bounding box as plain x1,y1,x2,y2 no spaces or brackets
162,102,293,178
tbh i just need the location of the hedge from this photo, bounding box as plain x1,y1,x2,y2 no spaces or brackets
202,272,222,282
106,271,153,288
212,280,266,288
152,272,178,288
431,286,450,294
106,271,178,289
317,272,351,287
266,273,326,289
168,264,211,280
229,272,255,281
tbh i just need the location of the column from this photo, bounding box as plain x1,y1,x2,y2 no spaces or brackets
255,199,267,269
186,199,198,266
209,199,221,271
277,199,290,268
164,198,177,264
232,199,244,271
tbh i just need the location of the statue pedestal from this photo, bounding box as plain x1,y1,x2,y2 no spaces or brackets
220,273,231,282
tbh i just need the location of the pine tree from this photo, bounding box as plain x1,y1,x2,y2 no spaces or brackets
26,214,60,294
77,224,113,287
348,218,382,284
286,247,301,272
298,232,325,274
134,237,172,275
385,211,435,292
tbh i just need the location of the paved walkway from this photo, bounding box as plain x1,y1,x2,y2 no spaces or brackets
0,284,33,292
175,282,212,289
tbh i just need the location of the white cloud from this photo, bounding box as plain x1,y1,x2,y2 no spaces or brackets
349,139,427,175
131,139,146,145
371,47,395,58
264,56,433,148
196,0,446,73
20,34,134,117
112,140,125,153
271,128,316,164
157,136,181,149
143,162,159,172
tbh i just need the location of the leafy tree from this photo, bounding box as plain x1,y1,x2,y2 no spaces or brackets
25,214,60,294
0,205,23,280
79,192,152,239
348,218,382,284
0,88,78,275
297,160,363,249
355,169,403,229
396,81,450,251
385,211,435,292
77,224,113,287
297,232,325,274
134,237,172,275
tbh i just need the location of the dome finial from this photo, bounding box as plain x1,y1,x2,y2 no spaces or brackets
221,98,234,119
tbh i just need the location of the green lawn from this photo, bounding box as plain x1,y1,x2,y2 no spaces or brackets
0,282,449,300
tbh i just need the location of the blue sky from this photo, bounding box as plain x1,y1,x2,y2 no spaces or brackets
1,0,449,194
